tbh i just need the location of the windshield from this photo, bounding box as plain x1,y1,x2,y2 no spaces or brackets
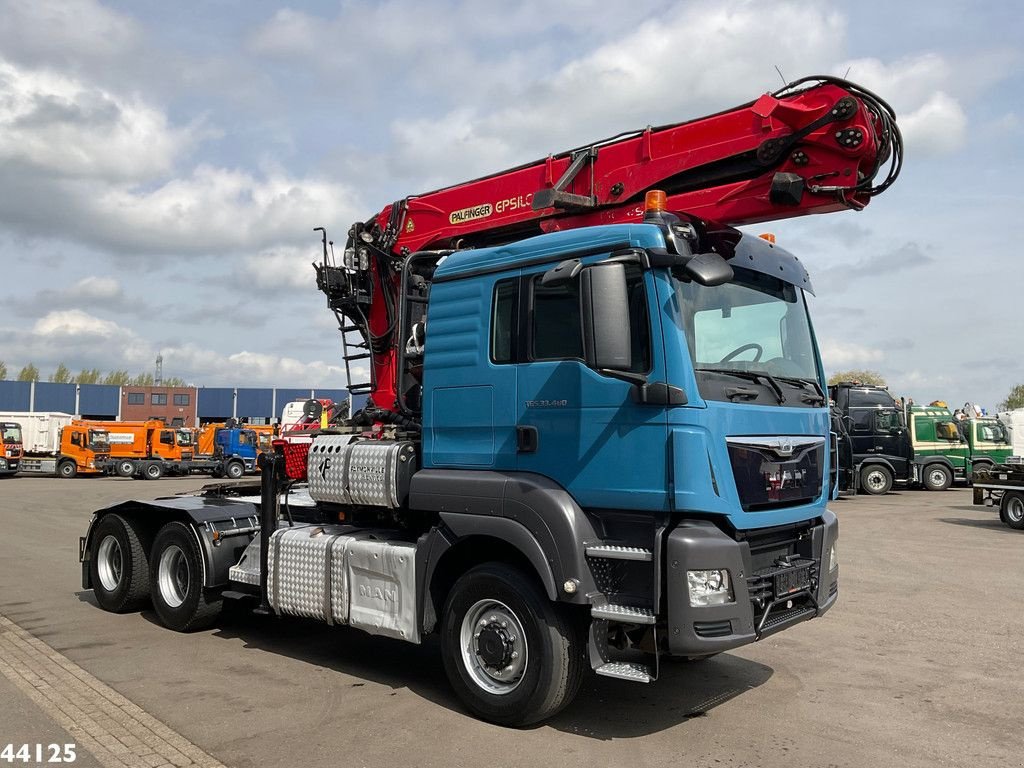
977,420,1008,443
177,430,194,446
2,425,21,444
88,430,110,450
674,266,821,384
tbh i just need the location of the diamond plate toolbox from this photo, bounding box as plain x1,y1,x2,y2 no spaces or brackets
266,524,419,642
307,436,416,508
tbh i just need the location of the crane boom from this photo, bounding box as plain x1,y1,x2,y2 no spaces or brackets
314,76,902,416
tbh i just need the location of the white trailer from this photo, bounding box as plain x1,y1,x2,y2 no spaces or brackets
0,412,73,454
998,409,1024,459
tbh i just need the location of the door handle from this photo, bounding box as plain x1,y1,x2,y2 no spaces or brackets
516,426,539,453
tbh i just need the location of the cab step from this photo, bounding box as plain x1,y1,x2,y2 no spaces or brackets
591,603,656,624
595,661,654,683
585,545,653,561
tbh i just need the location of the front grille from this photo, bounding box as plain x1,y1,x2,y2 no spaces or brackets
726,436,825,511
694,619,733,638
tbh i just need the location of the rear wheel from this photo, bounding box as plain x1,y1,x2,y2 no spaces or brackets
860,464,892,495
90,514,149,612
115,460,135,478
143,462,164,481
441,563,583,727
57,460,77,479
923,464,952,491
1001,492,1024,530
149,522,222,631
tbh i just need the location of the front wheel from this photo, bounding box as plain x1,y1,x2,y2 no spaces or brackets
923,464,952,491
1002,492,1024,531
57,460,77,479
860,464,893,495
441,564,583,727
224,461,244,480
149,522,222,631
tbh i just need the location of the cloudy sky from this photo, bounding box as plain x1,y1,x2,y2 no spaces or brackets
0,0,1021,409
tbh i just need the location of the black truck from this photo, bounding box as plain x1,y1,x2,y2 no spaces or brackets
828,383,913,495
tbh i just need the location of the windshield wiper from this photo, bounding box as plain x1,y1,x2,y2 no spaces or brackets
769,374,827,405
696,367,786,404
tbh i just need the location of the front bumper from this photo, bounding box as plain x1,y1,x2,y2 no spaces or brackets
664,510,838,656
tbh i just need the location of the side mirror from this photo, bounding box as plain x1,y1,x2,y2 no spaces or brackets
580,262,632,372
683,252,733,287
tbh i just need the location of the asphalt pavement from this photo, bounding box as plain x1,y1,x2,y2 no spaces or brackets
0,475,1020,768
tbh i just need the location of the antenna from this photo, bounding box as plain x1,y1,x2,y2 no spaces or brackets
774,65,788,87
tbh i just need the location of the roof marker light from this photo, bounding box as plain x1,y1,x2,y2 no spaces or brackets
644,190,667,213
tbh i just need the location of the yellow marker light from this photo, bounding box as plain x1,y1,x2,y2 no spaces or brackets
759,233,776,243
644,189,667,213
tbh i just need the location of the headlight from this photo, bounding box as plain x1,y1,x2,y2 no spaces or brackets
829,542,838,572
88,460,95,468
687,569,734,606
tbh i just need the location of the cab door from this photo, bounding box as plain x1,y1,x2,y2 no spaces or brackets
514,263,669,511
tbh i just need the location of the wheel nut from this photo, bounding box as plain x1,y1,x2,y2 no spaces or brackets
511,651,519,660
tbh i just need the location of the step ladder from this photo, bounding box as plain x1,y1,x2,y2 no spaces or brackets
585,544,660,683
338,322,374,397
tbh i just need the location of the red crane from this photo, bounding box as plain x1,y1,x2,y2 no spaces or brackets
315,76,902,418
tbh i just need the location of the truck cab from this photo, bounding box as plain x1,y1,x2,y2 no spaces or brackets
910,408,1011,484
827,383,912,494
57,425,110,478
0,421,22,476
212,428,258,475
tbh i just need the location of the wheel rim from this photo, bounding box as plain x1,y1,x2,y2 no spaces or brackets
460,599,529,695
97,535,123,592
147,466,159,479
119,462,133,475
60,463,74,477
928,469,947,487
865,470,887,491
1007,497,1024,523
157,544,190,608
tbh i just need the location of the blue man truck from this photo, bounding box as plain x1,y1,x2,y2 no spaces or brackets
79,76,901,725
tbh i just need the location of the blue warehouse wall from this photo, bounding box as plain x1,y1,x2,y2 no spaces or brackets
236,388,273,419
0,381,31,411
33,383,76,413
79,384,119,418
197,388,235,419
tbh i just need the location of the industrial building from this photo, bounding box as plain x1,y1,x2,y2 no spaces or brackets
0,380,363,426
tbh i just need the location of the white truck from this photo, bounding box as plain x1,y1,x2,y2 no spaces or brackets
998,409,1024,459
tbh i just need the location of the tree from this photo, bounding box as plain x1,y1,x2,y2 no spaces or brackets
17,364,39,382
0,361,6,380
999,384,1024,411
827,369,886,387
49,363,72,383
130,372,154,386
76,368,103,385
163,376,187,387
103,370,131,386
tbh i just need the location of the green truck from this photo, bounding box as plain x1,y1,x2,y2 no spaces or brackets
907,405,1012,488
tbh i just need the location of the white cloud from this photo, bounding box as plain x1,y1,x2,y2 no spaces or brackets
898,91,968,154
0,0,140,68
819,339,884,368
0,59,199,182
33,309,122,338
236,246,320,292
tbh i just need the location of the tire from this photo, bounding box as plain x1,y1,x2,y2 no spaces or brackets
89,514,150,612
115,460,135,478
57,460,77,479
923,464,952,492
224,461,244,480
1002,492,1024,531
441,563,584,727
860,464,892,495
143,462,164,481
149,522,222,631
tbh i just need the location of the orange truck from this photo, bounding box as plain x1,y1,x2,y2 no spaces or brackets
0,412,109,477
1,420,23,476
91,420,256,480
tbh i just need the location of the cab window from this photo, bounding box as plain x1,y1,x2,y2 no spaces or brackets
935,422,960,442
160,431,174,446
